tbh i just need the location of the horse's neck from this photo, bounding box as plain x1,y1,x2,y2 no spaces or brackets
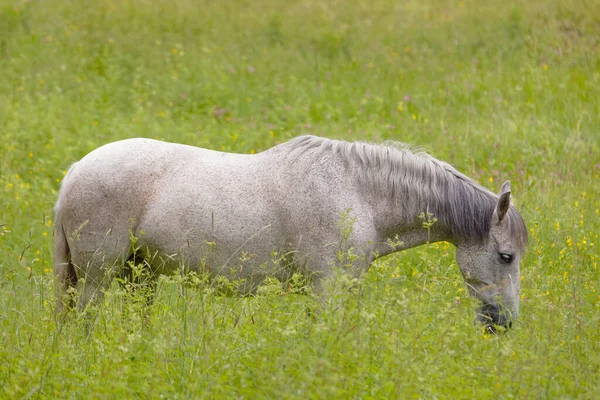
371,188,456,258
374,216,453,257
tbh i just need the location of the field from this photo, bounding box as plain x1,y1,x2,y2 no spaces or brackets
1,0,599,397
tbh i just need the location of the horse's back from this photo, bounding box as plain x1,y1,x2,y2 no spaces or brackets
60,138,255,200
72,138,244,178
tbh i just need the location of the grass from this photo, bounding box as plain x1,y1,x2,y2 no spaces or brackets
1,0,599,397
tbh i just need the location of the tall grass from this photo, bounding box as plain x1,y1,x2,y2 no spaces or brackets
1,0,599,397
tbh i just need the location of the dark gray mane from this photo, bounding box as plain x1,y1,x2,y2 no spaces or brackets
282,135,528,250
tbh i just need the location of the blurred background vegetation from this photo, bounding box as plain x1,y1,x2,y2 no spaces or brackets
0,0,599,397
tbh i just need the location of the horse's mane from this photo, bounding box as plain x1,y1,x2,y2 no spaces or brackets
281,135,528,250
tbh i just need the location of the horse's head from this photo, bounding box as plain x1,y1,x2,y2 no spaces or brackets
455,181,527,331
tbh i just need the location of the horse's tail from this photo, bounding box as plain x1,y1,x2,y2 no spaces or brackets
54,165,78,315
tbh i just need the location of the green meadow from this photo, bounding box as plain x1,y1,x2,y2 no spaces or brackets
1,0,599,397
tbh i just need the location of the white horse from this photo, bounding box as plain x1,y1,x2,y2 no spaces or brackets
54,135,527,328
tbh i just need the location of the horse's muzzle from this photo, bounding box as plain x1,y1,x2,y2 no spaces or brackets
476,303,512,331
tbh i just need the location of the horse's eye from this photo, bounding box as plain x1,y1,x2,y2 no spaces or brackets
499,253,514,264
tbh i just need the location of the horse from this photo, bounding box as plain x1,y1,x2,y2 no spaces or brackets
54,135,527,329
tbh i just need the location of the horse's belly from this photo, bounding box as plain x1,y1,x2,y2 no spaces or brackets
136,189,293,286
138,228,294,292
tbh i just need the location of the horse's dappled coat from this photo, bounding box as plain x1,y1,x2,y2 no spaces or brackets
54,135,527,328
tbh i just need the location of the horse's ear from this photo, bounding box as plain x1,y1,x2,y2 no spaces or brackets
495,180,511,223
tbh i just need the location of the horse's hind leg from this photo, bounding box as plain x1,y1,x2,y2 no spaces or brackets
55,259,78,317
73,251,124,313
54,217,77,317
70,229,131,312
71,254,126,337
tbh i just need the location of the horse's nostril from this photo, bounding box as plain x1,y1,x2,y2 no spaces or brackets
477,303,512,329
480,303,499,320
